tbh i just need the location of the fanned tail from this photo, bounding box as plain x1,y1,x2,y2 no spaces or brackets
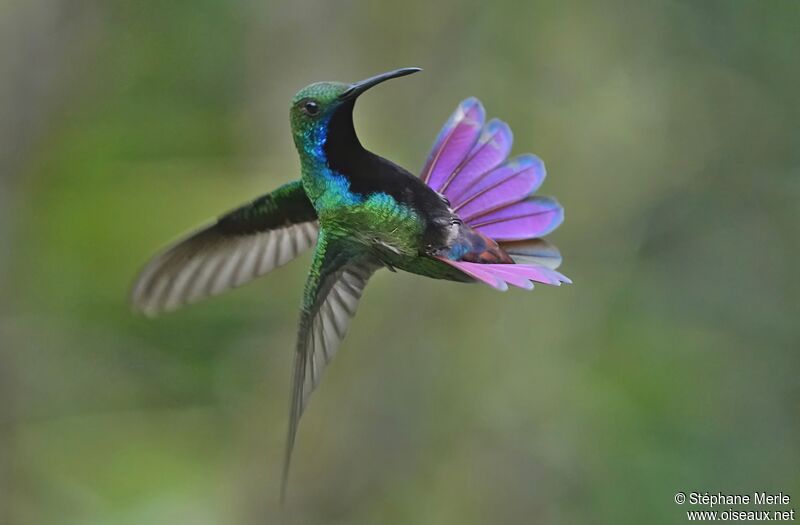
422,98,570,290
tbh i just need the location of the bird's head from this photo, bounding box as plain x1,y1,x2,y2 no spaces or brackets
289,67,421,160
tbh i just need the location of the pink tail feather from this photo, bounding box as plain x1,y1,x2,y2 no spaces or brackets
423,98,570,291
438,257,571,291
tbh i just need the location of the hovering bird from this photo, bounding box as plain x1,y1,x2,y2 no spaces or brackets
131,67,570,500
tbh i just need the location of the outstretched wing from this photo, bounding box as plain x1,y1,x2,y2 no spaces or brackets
282,231,381,502
131,180,318,316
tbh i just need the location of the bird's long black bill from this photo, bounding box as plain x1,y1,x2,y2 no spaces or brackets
340,67,422,99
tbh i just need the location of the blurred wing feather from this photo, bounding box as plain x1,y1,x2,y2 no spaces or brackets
131,180,317,316
282,238,380,502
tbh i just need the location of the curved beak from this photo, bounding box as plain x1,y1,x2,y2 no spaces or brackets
340,67,422,100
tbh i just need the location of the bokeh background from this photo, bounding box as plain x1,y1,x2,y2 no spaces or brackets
1,1,798,523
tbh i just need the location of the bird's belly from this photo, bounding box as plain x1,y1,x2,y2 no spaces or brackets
319,193,423,256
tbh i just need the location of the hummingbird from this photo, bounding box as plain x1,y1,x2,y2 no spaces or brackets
131,67,570,501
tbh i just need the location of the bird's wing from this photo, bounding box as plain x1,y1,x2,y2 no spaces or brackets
282,231,381,502
131,180,318,316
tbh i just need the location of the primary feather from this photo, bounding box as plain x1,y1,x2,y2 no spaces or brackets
282,232,380,502
131,181,317,316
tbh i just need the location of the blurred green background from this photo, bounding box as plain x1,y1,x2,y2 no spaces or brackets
1,1,798,523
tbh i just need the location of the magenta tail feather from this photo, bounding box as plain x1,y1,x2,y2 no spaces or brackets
423,98,570,291
422,98,485,190
438,119,513,196
452,154,546,221
469,196,563,241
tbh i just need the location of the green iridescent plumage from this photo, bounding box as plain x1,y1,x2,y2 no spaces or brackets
282,72,457,500
132,67,569,504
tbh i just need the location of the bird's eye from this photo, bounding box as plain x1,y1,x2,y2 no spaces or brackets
302,100,320,116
